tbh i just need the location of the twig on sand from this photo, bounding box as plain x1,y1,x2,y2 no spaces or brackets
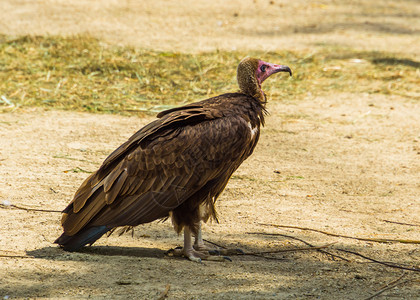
205,238,335,261
248,232,350,262
249,232,420,272
259,223,420,244
237,245,335,261
0,203,61,213
0,250,35,259
334,248,420,272
364,273,419,300
203,237,340,261
157,284,171,300
246,243,335,255
0,254,33,259
382,219,420,227
203,238,226,249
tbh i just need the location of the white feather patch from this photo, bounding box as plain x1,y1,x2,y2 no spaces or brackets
248,122,259,139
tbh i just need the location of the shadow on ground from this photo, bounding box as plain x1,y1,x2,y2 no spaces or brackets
1,239,416,299
27,245,166,260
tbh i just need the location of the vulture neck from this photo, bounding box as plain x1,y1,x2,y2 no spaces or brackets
238,80,266,104
237,62,266,104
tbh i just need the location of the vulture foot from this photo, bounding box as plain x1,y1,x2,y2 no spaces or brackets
165,225,233,262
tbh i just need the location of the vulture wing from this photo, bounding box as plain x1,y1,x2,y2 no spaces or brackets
60,95,257,239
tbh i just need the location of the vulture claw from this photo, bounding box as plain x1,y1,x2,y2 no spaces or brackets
187,256,202,263
223,256,232,262
235,248,245,255
164,248,176,256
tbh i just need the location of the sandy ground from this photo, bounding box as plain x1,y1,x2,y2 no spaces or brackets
0,0,419,55
1,0,420,299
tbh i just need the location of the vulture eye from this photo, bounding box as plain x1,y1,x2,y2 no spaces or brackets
260,65,267,72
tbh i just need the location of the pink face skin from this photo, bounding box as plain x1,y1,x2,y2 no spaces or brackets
256,60,292,86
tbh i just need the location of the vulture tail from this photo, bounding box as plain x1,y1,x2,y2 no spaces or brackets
55,226,110,252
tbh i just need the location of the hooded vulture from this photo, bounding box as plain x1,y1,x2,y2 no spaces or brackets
55,57,292,262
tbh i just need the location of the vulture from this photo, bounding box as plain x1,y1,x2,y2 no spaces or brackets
55,57,292,262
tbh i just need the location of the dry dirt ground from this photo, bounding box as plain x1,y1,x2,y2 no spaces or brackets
1,0,420,299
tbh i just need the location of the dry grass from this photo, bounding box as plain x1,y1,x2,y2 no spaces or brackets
0,34,418,114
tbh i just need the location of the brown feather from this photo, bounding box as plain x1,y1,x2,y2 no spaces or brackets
104,170,128,204
103,168,124,193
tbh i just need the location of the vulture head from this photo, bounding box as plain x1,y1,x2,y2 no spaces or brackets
237,57,292,102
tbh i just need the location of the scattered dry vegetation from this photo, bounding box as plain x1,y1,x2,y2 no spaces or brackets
0,34,418,114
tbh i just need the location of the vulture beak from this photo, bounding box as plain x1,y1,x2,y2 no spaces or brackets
273,65,292,77
257,60,292,85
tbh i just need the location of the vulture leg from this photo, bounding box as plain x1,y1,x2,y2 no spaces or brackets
169,223,242,262
183,225,204,263
193,221,207,251
169,225,228,262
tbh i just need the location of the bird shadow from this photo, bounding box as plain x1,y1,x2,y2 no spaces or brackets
246,21,419,37
317,50,420,70
26,243,275,262
371,57,420,68
26,245,166,260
